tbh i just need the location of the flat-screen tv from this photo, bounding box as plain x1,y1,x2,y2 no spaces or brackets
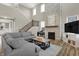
65,20,79,34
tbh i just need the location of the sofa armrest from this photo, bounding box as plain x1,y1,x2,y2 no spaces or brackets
8,42,41,56
2,37,12,56
2,44,12,56
35,45,41,53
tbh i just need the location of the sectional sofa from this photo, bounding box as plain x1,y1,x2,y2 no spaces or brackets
1,32,41,56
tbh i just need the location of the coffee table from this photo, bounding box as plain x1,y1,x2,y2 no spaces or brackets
34,37,50,50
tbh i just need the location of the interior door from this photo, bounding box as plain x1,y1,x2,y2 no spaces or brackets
0,19,15,35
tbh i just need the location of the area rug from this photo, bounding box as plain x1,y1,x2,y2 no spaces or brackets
39,44,62,56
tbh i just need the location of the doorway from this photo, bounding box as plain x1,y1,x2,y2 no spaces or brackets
0,18,15,35
0,17,15,48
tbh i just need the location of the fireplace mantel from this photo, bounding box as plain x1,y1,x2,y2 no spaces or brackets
45,26,58,28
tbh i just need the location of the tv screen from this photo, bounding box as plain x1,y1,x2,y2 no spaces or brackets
65,23,72,33
65,21,79,34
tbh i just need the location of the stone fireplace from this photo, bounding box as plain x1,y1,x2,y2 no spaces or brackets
48,32,55,40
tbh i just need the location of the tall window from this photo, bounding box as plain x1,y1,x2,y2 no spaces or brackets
41,4,45,12
33,8,36,16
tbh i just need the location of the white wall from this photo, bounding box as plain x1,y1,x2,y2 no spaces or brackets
32,3,61,40
60,3,79,47
0,4,32,32
61,3,79,33
32,3,79,40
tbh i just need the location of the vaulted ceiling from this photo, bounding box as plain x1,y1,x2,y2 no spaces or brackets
21,3,39,8
1,3,39,9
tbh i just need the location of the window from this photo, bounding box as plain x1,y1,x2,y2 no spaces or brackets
33,8,36,16
41,4,45,12
40,21,45,28
39,21,45,31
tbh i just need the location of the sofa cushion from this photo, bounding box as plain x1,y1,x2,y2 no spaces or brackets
8,32,22,38
24,36,36,41
9,45,39,56
21,32,32,37
9,43,40,56
6,38,29,49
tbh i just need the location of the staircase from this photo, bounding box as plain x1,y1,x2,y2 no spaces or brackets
19,20,39,32
10,6,34,32
19,20,33,32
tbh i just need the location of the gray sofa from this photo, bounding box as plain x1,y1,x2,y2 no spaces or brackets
2,32,41,56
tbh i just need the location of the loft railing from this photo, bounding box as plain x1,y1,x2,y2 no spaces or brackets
19,20,39,32
19,20,33,32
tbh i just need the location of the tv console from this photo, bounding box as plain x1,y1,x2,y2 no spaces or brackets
64,20,79,47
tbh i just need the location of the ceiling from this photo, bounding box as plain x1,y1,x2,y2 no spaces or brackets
21,3,39,8
2,3,39,8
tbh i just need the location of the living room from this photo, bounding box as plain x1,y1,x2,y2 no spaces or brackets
0,3,79,56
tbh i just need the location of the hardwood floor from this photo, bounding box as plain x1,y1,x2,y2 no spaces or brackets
0,39,79,56
50,39,79,56
0,48,4,56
